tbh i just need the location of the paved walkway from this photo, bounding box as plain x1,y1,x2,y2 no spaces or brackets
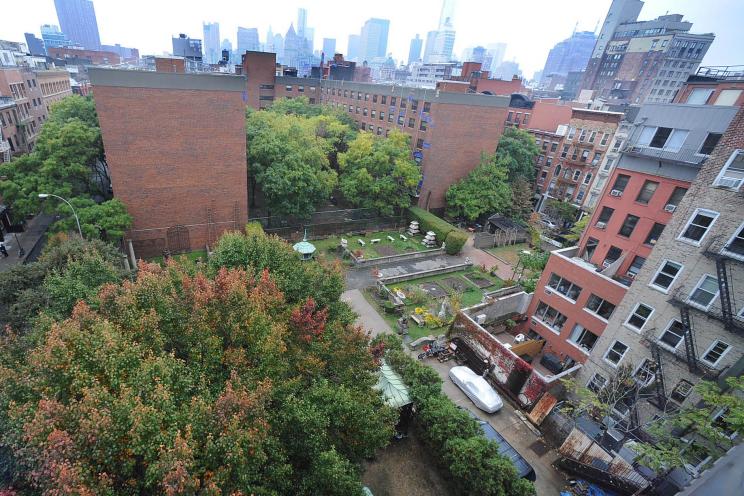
0,213,54,272
341,288,392,337
345,254,467,290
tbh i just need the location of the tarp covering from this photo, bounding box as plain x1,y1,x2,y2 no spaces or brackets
375,361,411,408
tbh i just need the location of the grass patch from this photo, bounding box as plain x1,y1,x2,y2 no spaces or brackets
150,249,208,266
485,243,531,265
313,230,430,260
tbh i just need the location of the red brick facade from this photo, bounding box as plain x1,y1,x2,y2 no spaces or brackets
90,69,248,258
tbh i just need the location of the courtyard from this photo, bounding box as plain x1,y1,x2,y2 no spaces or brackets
313,229,434,262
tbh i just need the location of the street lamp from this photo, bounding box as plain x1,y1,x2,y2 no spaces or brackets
38,193,83,238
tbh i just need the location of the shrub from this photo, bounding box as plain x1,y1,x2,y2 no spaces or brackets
445,230,468,255
245,221,265,237
406,285,428,305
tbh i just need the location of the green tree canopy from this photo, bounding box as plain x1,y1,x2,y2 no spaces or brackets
337,130,421,216
445,153,511,221
494,127,540,183
0,230,395,494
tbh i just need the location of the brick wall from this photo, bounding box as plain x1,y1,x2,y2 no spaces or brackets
92,73,247,258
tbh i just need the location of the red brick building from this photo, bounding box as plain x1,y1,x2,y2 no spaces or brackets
673,66,744,107
89,68,248,258
47,47,121,66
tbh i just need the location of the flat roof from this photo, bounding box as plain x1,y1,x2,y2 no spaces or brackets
89,67,246,92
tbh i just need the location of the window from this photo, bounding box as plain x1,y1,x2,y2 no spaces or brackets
420,120,427,131
586,294,616,320
678,209,719,245
714,89,743,106
589,131,597,143
547,273,582,301
587,373,607,393
371,109,376,119
627,255,646,277
701,340,730,367
591,152,602,166
603,246,622,266
285,85,293,91
379,111,385,121
573,170,581,181
381,95,387,105
670,380,693,403
723,222,744,258
534,301,568,333
597,206,614,225
611,174,630,193
411,99,418,111
390,97,396,106
377,126,382,136
567,127,576,140
604,340,629,366
600,133,610,146
659,319,686,348
580,149,590,162
568,324,598,352
297,85,304,92
688,274,719,309
578,128,587,142
363,108,368,116
550,142,558,152
423,101,430,112
636,180,659,204
356,106,360,114
364,93,369,101
713,150,744,190
415,138,424,150
397,115,404,125
634,359,657,386
667,186,687,207
357,92,362,100
372,94,378,103
507,111,514,122
400,98,406,109
626,303,654,331
638,126,689,151
408,117,415,128
561,145,569,158
650,260,683,292
388,112,394,123
554,164,562,176
699,133,722,155
618,214,640,237
583,172,592,185
584,237,598,260
603,158,614,171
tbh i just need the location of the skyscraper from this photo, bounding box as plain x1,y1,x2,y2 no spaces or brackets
202,22,220,64
424,0,456,63
322,38,336,57
540,30,596,83
297,8,308,40
53,0,101,50
40,24,73,49
347,34,361,61
24,33,46,56
485,43,506,73
423,31,437,63
172,34,202,62
359,18,390,62
408,34,423,65
237,27,260,55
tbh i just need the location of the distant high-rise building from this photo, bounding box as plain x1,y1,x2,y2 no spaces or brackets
540,30,596,83
202,22,220,64
172,34,202,62
470,46,486,64
408,34,423,65
53,0,101,50
305,27,314,51
423,31,437,63
237,27,260,56
347,34,361,61
297,8,308,39
485,42,506,73
359,18,390,62
322,38,336,57
40,24,73,49
25,33,46,56
220,38,232,62
581,0,714,104
491,60,521,80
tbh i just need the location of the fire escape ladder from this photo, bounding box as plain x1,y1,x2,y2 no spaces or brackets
650,342,667,409
680,306,699,373
716,257,735,331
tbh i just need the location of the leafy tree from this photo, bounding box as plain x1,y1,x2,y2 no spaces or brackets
544,199,579,225
494,127,540,183
565,214,590,244
506,178,534,222
49,197,132,241
246,109,340,217
338,130,421,216
445,153,511,221
0,231,395,494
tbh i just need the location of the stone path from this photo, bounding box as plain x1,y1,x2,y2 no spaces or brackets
341,288,392,337
0,213,54,272
345,255,466,290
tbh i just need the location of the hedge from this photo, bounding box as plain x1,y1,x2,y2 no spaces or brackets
372,335,535,496
407,207,467,255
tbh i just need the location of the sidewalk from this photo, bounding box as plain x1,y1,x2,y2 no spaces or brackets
0,213,54,272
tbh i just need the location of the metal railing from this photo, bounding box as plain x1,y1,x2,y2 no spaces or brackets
696,65,744,81
621,144,707,165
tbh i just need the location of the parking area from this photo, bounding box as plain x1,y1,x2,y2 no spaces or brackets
422,357,568,496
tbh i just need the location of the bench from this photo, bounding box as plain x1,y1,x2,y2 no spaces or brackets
387,236,395,242
371,238,381,244
410,313,425,327
400,234,408,241
357,239,366,246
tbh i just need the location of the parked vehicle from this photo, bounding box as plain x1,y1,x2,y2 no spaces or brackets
462,408,537,481
417,341,447,360
448,365,503,413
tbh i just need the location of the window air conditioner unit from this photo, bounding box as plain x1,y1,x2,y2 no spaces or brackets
717,177,742,189
475,314,487,325
602,260,612,268
610,189,623,197
627,272,637,279
545,288,553,295
664,204,677,213
596,222,607,229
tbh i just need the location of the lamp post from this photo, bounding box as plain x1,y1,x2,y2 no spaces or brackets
38,193,83,238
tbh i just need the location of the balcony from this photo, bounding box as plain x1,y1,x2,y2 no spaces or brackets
622,144,706,166
669,288,744,334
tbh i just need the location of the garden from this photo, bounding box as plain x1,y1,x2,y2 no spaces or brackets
314,229,434,263
364,267,505,340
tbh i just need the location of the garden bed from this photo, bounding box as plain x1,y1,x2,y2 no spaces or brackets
485,242,530,265
313,230,430,262
363,269,503,340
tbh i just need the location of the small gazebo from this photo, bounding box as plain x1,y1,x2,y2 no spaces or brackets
292,229,316,260
374,360,414,436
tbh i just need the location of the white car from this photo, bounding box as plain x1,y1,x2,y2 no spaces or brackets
448,366,503,413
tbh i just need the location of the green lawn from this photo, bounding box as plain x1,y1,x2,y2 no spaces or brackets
150,249,208,266
486,243,531,265
313,230,430,261
362,269,503,340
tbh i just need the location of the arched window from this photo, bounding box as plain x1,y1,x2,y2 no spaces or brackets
554,164,562,176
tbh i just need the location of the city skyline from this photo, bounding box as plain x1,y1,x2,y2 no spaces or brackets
5,0,741,76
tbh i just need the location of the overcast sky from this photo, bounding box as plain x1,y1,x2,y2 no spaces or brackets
4,0,741,77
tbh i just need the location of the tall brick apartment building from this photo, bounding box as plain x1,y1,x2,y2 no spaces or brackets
89,68,248,258
241,51,510,212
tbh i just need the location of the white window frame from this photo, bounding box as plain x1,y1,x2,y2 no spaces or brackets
584,294,616,322
670,379,693,404
701,340,731,368
633,358,657,387
677,208,720,246
687,274,720,311
649,259,684,294
685,87,714,105
603,340,629,367
624,303,655,333
721,221,744,261
712,149,744,190
658,319,686,351
587,373,607,393
567,324,598,354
